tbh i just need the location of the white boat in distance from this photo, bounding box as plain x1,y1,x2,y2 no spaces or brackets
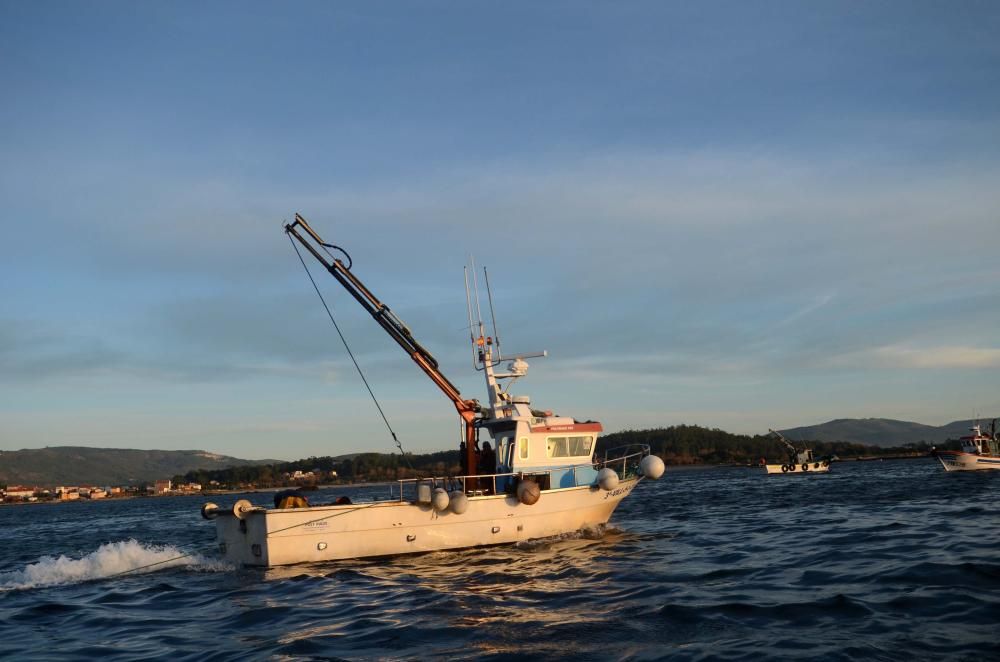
936,421,1000,472
201,214,664,567
761,429,831,475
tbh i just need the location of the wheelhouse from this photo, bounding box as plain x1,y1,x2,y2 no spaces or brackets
482,396,603,491
959,426,999,457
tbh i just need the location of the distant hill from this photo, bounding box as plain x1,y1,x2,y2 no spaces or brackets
779,417,998,447
0,447,279,487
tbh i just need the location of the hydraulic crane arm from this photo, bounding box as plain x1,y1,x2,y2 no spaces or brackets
768,429,798,455
284,214,481,426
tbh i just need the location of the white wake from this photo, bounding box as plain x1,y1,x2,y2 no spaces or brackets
0,539,230,591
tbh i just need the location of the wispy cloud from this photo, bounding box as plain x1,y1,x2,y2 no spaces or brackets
772,293,837,328
821,344,1000,370
872,345,1000,369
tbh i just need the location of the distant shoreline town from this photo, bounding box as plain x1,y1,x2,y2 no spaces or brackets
2,479,200,504
0,469,338,505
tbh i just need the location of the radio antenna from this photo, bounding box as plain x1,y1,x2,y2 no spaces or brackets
470,256,484,328
464,265,477,367
483,266,501,363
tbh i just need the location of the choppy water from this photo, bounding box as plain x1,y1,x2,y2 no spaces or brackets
2,459,997,660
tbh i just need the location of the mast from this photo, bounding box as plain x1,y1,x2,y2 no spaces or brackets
284,214,482,478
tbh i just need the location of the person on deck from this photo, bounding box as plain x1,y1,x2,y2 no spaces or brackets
479,441,496,475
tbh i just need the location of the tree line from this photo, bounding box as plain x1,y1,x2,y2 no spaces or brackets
174,425,940,489
595,425,935,465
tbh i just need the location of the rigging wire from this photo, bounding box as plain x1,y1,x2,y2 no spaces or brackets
288,234,413,469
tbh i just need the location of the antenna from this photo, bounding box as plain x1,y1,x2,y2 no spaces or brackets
464,266,477,367
470,256,484,328
483,266,501,363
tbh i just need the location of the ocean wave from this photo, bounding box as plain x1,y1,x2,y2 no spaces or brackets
0,539,229,591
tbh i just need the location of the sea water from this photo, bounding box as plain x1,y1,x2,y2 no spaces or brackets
1,459,997,660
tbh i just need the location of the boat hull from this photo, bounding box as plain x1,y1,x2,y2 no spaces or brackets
937,451,1000,472
214,478,642,567
763,462,830,475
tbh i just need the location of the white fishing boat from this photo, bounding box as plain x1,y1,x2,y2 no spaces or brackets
936,421,1000,472
761,429,831,475
201,213,664,567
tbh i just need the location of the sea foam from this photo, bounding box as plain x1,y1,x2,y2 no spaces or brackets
0,539,228,591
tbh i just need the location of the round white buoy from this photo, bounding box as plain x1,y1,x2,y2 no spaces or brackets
597,467,619,490
232,499,253,519
201,502,220,520
432,487,450,512
517,479,540,505
449,491,469,514
641,455,665,480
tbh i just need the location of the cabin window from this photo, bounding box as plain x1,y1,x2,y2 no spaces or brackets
497,437,512,469
519,437,529,460
546,437,568,457
546,435,594,458
568,435,594,456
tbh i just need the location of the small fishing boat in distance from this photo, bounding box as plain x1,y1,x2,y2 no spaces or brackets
936,420,1000,471
761,429,831,474
200,213,664,566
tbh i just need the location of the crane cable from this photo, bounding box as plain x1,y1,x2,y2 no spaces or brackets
288,234,413,469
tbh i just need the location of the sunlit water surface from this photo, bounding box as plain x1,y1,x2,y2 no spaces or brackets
1,460,997,660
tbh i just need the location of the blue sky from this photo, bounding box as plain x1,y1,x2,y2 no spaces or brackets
2,2,998,460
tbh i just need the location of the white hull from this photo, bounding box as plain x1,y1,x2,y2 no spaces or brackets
937,452,1000,472
215,478,642,567
763,462,830,475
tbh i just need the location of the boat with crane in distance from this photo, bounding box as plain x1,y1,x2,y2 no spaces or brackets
200,213,664,566
761,429,831,475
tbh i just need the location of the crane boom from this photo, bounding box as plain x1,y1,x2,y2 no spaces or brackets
284,214,482,475
768,428,798,455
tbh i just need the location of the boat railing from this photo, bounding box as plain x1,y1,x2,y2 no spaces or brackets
391,460,605,501
392,472,522,501
597,444,650,480
389,445,652,502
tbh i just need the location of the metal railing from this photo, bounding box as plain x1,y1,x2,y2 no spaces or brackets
392,472,522,501
597,444,651,481
390,443,652,502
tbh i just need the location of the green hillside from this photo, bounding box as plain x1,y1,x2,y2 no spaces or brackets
595,426,878,465
0,447,277,487
173,423,938,489
5,415,970,488
778,417,997,446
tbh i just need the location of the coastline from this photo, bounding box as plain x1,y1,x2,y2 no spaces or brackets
0,481,397,507
2,457,936,508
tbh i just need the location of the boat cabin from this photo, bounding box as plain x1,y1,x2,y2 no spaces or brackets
792,448,816,465
483,395,602,491
960,426,999,457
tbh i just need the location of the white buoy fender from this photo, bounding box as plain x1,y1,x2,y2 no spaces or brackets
641,455,665,480
449,491,469,514
232,499,253,519
201,502,220,520
432,487,450,512
597,467,619,491
517,480,541,505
